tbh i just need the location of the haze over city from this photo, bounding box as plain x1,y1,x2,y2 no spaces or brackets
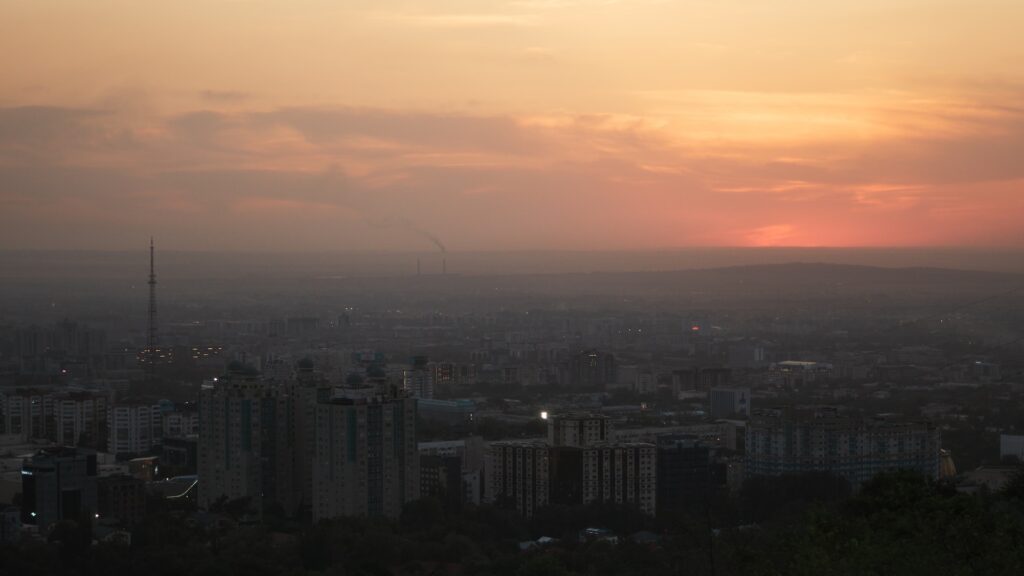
3,2,1024,576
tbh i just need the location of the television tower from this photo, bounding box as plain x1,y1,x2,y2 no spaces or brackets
147,237,158,379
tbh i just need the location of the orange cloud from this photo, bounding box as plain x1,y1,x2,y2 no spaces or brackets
0,98,1022,252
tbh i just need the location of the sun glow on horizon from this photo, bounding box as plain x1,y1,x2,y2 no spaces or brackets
1,0,1023,251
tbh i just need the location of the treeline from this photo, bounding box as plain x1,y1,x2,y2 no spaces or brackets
5,471,1024,575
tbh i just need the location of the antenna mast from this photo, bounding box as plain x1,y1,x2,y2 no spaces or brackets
147,237,158,380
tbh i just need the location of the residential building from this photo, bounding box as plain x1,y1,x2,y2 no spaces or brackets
97,474,146,526
429,361,476,394
420,454,463,509
548,413,613,448
656,435,711,519
162,408,198,438
615,422,738,451
1000,434,1024,461
285,358,332,516
54,391,108,449
485,441,549,518
402,356,434,399
108,400,162,457
312,383,419,520
549,442,657,517
198,366,293,514
0,389,55,440
745,407,941,489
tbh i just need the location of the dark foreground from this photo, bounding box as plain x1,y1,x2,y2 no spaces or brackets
3,472,1024,576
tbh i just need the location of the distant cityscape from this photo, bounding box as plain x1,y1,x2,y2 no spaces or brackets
2,244,1022,552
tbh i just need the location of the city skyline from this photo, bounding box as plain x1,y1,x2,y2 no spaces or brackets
5,3,1024,574
3,0,1023,252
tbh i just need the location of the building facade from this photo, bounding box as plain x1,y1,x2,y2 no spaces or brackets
54,392,108,449
162,408,199,438
570,350,617,390
548,413,613,448
419,437,485,507
285,360,332,516
709,387,751,419
420,454,463,509
999,434,1024,461
745,408,941,489
108,401,162,457
312,386,419,520
0,389,55,440
97,474,146,526
402,356,434,399
769,361,834,387
21,447,98,530
656,435,711,519
198,369,293,513
485,441,550,518
549,443,657,517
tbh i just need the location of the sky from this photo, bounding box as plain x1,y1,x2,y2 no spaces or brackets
2,0,1023,252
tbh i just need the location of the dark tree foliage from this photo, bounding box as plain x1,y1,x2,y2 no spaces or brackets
5,471,1024,576
740,471,852,523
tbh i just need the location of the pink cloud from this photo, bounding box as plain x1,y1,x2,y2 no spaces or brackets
1,102,1022,251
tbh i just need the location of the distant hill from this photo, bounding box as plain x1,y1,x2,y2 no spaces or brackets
1,248,1022,281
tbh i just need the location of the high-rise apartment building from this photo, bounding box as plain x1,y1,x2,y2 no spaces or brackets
312,382,419,520
285,359,332,516
198,366,293,514
655,435,711,519
402,356,434,399
745,408,941,489
549,443,657,517
489,412,656,518
485,441,549,518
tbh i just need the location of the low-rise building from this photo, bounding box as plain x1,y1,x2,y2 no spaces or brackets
97,474,146,526
21,447,98,530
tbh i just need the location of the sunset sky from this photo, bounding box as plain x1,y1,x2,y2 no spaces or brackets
2,0,1023,251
